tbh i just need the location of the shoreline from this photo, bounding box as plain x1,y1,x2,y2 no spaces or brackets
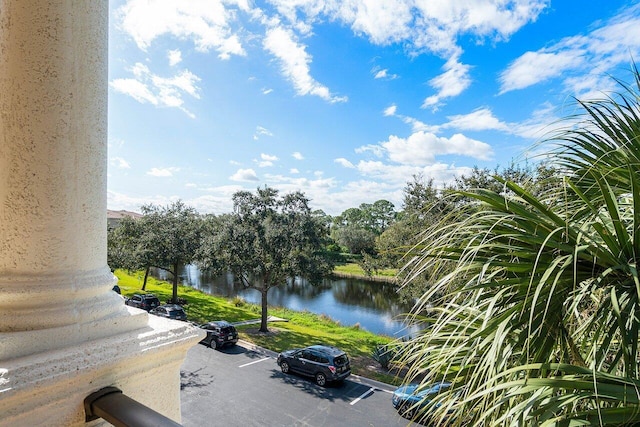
331,271,397,284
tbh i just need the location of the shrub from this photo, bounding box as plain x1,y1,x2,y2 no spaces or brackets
371,344,395,370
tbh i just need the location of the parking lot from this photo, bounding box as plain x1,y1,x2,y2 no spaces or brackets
180,341,419,426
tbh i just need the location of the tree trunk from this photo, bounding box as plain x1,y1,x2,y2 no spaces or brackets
142,266,150,290
172,262,180,303
260,287,269,333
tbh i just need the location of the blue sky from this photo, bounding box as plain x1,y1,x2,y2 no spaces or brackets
107,0,640,216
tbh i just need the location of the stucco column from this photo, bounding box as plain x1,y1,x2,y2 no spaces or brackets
0,1,203,425
0,0,131,349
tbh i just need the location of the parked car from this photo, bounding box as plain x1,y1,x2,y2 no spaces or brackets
124,293,161,311
149,304,187,321
391,382,451,421
276,344,351,386
198,320,238,349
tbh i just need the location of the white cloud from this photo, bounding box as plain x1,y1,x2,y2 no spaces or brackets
400,116,440,134
110,77,157,105
270,0,547,56
354,160,472,186
355,143,385,158
292,152,304,160
335,158,355,168
373,67,399,80
116,0,248,59
443,108,510,132
290,168,300,174
499,4,640,95
499,51,581,93
147,167,181,177
422,58,472,109
189,189,243,214
359,131,493,166
510,102,565,140
262,88,274,95
374,69,387,79
338,1,413,45
263,25,347,103
383,105,397,116
116,0,550,107
110,157,131,169
390,105,543,140
168,49,182,66
253,126,274,140
110,62,201,117
107,190,167,213
230,168,259,182
256,153,279,167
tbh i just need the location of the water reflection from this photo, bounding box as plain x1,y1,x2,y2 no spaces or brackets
163,265,420,337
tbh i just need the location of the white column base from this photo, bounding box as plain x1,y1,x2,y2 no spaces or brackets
0,309,205,426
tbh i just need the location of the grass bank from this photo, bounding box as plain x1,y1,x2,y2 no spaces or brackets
115,270,403,385
333,262,397,283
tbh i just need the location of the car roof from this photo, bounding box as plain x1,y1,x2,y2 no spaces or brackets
306,345,345,356
208,320,232,327
161,304,184,310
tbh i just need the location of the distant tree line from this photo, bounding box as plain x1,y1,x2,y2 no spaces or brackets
108,162,557,327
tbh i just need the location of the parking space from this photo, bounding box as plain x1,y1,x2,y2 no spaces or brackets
180,342,417,426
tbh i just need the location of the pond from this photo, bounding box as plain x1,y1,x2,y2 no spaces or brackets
165,265,421,338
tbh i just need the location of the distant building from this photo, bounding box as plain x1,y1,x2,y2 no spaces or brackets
107,209,143,229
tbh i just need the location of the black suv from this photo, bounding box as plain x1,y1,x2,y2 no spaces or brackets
277,344,351,386
199,321,238,349
125,294,161,311
149,304,187,321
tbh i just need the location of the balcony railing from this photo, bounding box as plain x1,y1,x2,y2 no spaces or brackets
84,387,182,427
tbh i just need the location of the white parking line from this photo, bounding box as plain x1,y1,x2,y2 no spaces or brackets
239,357,272,368
350,387,374,405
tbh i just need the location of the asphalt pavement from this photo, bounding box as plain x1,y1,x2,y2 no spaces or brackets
180,340,418,427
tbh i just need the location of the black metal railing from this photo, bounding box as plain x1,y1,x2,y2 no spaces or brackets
84,387,182,427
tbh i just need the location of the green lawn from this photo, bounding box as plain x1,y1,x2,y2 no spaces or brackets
333,262,398,278
115,270,403,385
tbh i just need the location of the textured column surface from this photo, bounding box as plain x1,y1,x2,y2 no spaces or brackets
0,1,204,425
0,0,126,343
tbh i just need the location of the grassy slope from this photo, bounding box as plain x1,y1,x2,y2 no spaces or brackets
115,270,401,385
333,263,397,278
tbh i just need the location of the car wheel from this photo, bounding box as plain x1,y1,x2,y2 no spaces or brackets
280,361,290,373
315,372,327,386
210,339,218,350
402,405,415,419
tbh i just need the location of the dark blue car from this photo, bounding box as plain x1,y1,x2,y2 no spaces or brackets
392,382,451,421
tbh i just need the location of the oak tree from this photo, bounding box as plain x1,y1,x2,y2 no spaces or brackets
199,187,332,332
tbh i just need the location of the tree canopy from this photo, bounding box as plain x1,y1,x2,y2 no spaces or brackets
198,187,333,332
108,201,203,303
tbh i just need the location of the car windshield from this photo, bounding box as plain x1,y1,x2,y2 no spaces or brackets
220,326,235,333
416,382,450,397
